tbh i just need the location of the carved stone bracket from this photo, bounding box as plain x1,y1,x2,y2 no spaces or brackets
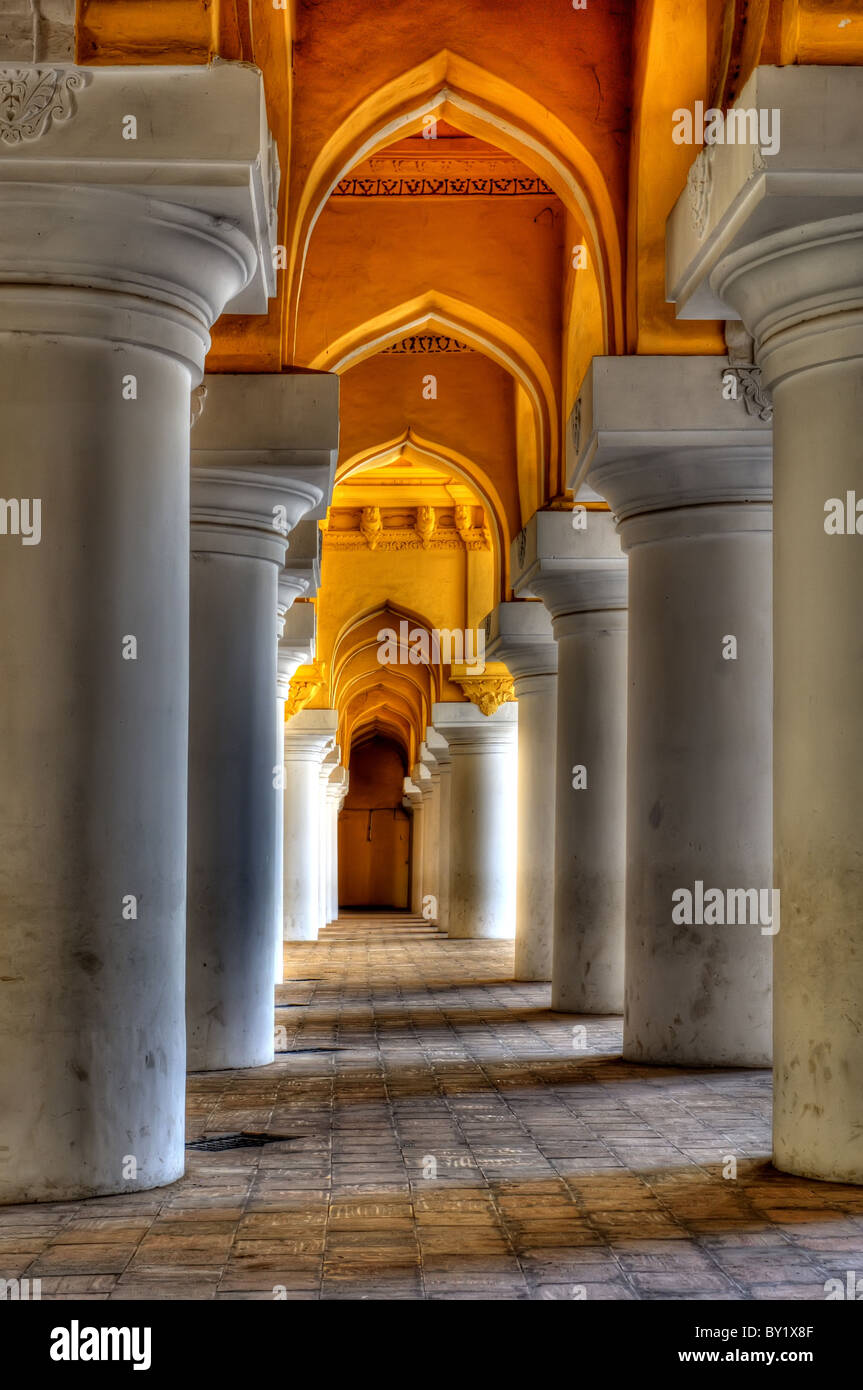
190,383,208,429
0,66,89,145
722,364,773,422
360,506,383,550
285,663,326,720
415,505,435,548
723,319,773,421
455,675,515,717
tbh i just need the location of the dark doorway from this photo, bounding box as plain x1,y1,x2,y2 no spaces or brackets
338,736,411,909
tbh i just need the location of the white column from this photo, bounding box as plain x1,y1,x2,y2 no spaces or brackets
187,376,331,1072
0,63,275,1202
318,744,340,933
326,768,347,923
514,512,627,1011
274,599,317,979
572,358,773,1063
426,727,451,932
486,601,558,980
403,777,425,915
419,744,441,922
415,759,437,917
431,702,517,939
667,66,863,1177
283,711,338,941
274,573,313,984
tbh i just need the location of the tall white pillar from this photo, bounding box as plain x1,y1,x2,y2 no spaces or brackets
513,512,627,1011
318,744,340,933
326,767,348,923
403,776,425,915
426,727,451,932
419,744,441,922
283,711,338,941
274,575,314,984
486,602,558,980
431,702,517,939
571,358,773,1063
667,66,863,1176
274,583,319,979
0,63,276,1201
187,375,332,1072
416,758,438,917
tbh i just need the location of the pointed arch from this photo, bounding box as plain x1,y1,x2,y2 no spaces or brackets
285,49,621,365
312,291,555,521
331,600,444,764
337,429,510,597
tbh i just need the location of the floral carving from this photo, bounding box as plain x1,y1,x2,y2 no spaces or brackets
0,67,89,146
723,365,773,423
687,145,715,237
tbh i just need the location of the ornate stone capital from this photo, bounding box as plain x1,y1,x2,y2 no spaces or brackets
282,706,337,759
511,509,627,620
566,356,772,545
190,373,338,563
432,699,517,752
484,600,558,683
667,67,863,323
0,64,279,314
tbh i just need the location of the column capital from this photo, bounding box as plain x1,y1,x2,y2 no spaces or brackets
191,372,338,564
511,509,627,620
425,725,451,769
0,64,281,373
192,372,338,489
418,741,442,784
319,742,341,785
666,67,863,328
326,765,348,801
484,600,558,683
277,568,311,631
567,356,772,548
411,761,435,801
0,62,279,314
402,777,423,809
431,700,517,753
190,469,309,566
283,521,323,598
283,708,338,761
278,602,316,699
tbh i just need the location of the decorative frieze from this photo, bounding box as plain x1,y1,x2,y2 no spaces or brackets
323,504,490,552
381,335,473,354
333,175,553,198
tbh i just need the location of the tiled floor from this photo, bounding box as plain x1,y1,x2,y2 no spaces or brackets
5,920,863,1301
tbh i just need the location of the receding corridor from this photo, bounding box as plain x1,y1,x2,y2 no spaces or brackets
6,922,863,1302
